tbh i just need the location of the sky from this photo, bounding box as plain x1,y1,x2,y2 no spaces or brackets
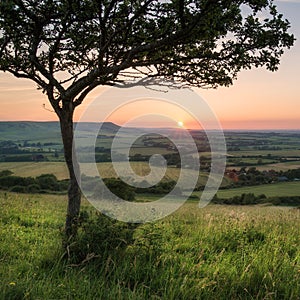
0,0,300,130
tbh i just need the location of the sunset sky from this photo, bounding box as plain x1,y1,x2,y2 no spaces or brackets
0,1,299,130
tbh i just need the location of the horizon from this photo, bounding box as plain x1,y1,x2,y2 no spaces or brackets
0,120,299,132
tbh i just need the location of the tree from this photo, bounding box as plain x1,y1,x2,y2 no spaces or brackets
0,0,294,238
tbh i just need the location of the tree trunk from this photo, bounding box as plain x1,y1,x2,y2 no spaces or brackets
59,109,81,240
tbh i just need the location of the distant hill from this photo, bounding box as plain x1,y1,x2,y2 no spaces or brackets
74,122,120,134
0,121,121,142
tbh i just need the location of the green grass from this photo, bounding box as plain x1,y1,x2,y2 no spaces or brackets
0,191,299,299
215,181,300,198
227,158,277,166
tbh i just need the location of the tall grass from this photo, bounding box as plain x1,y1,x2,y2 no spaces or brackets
0,192,299,299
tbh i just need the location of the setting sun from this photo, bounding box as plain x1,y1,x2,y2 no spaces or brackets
177,121,184,128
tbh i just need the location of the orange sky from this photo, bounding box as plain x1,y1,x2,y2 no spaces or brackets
0,1,299,130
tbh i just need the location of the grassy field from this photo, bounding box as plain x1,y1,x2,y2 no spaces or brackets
215,181,300,198
0,191,299,299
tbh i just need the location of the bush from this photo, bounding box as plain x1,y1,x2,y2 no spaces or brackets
58,179,69,191
213,193,267,205
0,175,35,189
93,178,135,201
27,184,41,193
136,180,179,195
9,185,27,193
0,170,13,177
66,210,137,263
0,172,69,194
36,174,59,190
267,196,300,206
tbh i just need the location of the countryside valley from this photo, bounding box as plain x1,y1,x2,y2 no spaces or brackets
0,121,300,299
1,121,300,206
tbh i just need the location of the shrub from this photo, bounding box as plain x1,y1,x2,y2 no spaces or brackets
135,180,178,195
213,193,267,205
0,169,13,177
58,179,69,191
93,178,135,201
27,184,41,193
9,185,27,193
36,174,59,190
0,175,35,189
66,210,137,263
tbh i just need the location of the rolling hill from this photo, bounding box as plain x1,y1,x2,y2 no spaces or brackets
0,121,121,142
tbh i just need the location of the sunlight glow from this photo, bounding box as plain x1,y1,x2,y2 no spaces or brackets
177,121,184,128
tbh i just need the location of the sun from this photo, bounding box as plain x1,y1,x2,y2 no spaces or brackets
177,121,184,128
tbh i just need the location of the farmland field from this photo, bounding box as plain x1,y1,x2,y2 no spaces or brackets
255,161,300,171
0,161,69,179
0,161,232,188
0,192,299,299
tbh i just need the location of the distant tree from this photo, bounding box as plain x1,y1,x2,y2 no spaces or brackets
0,169,13,177
0,0,294,239
54,150,59,158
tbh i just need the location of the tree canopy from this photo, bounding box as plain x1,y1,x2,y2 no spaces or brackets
0,0,294,113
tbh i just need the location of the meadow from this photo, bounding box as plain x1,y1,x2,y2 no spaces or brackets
0,191,299,299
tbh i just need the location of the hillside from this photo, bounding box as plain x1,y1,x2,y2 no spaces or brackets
0,121,120,142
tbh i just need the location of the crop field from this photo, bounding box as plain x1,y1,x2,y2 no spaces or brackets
0,161,232,190
0,192,299,299
255,161,300,171
0,162,69,179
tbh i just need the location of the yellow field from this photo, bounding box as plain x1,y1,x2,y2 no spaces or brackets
0,162,69,179
255,161,300,171
0,161,218,187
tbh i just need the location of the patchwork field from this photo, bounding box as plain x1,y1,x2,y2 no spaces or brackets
1,125,300,298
